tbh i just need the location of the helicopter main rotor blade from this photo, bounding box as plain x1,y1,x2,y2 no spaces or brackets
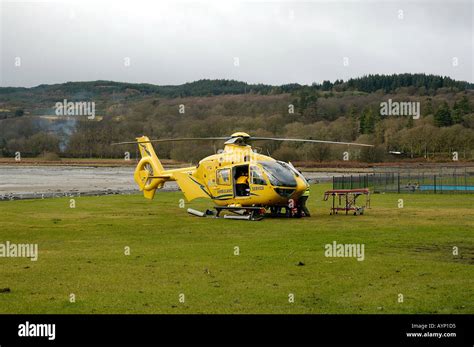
112,135,373,147
112,137,229,145
250,137,374,147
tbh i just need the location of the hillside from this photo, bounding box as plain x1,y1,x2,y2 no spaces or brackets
0,74,473,163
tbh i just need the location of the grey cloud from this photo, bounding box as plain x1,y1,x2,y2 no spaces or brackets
1,0,472,87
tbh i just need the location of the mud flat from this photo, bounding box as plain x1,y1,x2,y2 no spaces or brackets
0,165,337,200
0,165,178,200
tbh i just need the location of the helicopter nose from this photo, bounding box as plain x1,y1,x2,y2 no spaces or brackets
273,175,307,199
293,176,308,198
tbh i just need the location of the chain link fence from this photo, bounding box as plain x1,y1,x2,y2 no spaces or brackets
333,166,474,193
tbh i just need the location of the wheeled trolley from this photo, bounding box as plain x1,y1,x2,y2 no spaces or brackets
323,189,370,216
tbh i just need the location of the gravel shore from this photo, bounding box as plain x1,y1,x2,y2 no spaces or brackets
0,165,339,200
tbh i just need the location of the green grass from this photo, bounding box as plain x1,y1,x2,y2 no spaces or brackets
0,184,473,314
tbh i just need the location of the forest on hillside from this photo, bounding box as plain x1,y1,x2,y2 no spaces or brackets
0,74,473,163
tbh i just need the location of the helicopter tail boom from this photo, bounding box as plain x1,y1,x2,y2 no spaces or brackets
133,136,200,200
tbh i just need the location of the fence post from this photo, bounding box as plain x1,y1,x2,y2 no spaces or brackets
434,175,436,194
453,173,456,192
466,171,468,194
350,175,353,190
397,173,400,193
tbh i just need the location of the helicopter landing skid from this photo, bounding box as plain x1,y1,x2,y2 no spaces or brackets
215,206,265,221
187,206,265,221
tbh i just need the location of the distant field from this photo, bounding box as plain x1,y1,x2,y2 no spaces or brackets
0,184,473,314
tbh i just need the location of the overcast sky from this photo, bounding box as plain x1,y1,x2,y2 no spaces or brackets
1,0,472,87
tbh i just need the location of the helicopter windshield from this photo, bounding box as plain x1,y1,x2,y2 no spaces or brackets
259,161,297,187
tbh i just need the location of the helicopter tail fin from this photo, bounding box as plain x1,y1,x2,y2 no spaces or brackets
133,136,169,199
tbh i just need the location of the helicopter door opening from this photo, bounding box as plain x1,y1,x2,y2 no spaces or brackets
234,165,250,197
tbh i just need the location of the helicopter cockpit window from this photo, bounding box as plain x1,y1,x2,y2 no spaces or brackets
217,168,231,185
250,166,267,185
259,161,297,187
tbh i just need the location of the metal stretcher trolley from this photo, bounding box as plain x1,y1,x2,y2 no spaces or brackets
323,189,370,216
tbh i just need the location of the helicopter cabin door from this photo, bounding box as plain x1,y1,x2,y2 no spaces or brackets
249,164,267,197
215,167,234,200
233,164,250,198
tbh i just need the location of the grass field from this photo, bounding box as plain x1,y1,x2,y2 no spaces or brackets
0,184,473,314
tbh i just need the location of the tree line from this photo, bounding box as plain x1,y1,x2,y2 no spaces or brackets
0,74,473,162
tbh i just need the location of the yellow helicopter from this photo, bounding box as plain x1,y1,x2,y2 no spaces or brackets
114,132,372,220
